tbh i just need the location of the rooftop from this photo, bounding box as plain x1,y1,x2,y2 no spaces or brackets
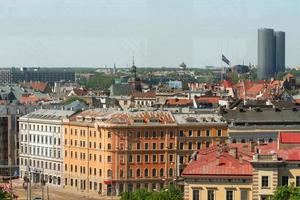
21,109,75,120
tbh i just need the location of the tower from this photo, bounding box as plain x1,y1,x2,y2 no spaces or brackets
257,28,285,80
257,28,275,79
275,31,285,74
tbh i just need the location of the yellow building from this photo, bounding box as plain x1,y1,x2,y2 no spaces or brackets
182,132,300,200
63,110,228,197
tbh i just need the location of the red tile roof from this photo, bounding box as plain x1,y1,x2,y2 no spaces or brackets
221,80,233,88
279,132,300,144
132,91,156,98
195,96,220,104
182,145,253,177
182,142,300,177
31,82,49,92
165,98,193,106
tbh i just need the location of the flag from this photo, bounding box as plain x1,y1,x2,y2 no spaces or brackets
222,54,230,65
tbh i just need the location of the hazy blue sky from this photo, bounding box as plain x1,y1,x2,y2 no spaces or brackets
0,0,299,68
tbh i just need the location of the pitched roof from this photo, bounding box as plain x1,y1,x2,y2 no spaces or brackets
165,98,193,106
182,145,253,177
195,96,220,104
30,82,49,92
279,132,300,144
132,91,156,99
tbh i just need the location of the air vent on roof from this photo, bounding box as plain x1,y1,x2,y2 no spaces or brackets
255,107,262,112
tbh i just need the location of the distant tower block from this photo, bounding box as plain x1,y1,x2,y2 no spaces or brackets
257,28,275,79
275,31,285,73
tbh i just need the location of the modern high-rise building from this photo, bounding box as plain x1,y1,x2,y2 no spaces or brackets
275,31,285,73
257,28,285,79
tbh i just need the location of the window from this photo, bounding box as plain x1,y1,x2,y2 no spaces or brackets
197,130,201,137
169,130,174,138
107,156,112,163
160,155,164,162
144,131,149,138
160,143,164,149
152,131,157,138
282,176,289,186
136,169,141,177
241,190,248,200
129,155,133,163
152,168,157,177
192,189,199,200
296,176,300,187
137,143,141,150
160,168,164,177
145,143,149,150
169,155,173,162
179,156,184,164
152,155,157,162
197,142,201,149
226,190,233,200
188,142,193,150
152,143,157,150
169,168,173,176
144,168,149,177
169,143,173,149
206,141,210,148
179,142,184,150
217,130,222,136
107,143,111,150
206,130,210,136
145,155,149,163
179,130,184,137
107,131,111,138
137,155,141,163
189,130,193,137
208,190,215,200
262,176,269,187
160,130,164,138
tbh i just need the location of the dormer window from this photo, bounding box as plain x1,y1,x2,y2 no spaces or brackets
149,118,159,123
76,116,83,122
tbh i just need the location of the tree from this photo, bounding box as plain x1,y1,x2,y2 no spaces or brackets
0,188,13,200
64,96,87,105
120,185,183,200
273,184,300,200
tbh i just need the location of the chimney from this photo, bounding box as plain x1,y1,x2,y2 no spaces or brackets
229,147,238,159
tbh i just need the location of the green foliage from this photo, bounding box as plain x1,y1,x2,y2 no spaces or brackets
273,184,300,200
0,188,13,200
120,185,183,200
64,96,87,105
79,73,115,90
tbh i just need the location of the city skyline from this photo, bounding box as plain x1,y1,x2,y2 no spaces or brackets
0,0,299,68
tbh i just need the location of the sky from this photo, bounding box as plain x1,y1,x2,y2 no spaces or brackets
0,0,299,68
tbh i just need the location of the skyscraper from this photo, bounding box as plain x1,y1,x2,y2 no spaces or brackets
257,28,285,80
275,31,285,73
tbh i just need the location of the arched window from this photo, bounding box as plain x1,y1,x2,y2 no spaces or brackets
107,169,112,178
152,168,157,177
169,168,173,177
232,139,237,143
160,168,164,177
136,169,141,177
144,168,149,177
241,138,246,143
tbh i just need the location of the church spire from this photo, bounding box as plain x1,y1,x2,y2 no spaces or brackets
132,56,137,78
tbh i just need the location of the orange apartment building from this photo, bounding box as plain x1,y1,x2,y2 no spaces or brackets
63,109,228,197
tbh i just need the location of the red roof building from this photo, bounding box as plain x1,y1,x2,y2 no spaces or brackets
182,140,300,200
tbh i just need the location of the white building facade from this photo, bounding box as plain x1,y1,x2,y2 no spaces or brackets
19,109,75,186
